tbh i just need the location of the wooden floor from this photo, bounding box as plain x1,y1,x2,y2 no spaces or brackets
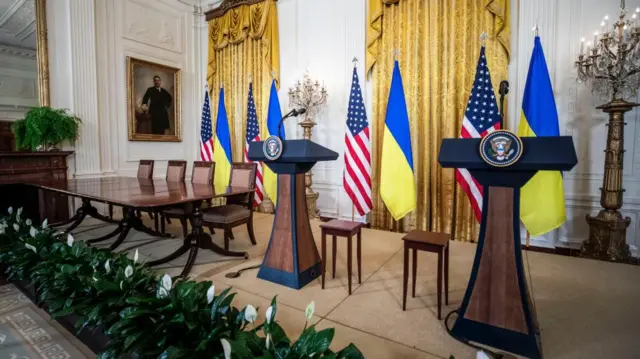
67,212,640,358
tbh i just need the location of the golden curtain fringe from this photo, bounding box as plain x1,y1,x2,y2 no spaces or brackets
207,0,280,89
369,0,510,242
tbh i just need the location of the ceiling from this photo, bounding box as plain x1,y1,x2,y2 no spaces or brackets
0,0,35,51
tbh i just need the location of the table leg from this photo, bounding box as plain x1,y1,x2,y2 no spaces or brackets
403,244,409,311
84,201,120,225
147,202,247,278
357,230,362,284
62,199,91,233
86,223,123,244
332,235,337,279
444,245,449,305
321,231,326,289
437,249,443,320
412,249,417,298
347,234,352,295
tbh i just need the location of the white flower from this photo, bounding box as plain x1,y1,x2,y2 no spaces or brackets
7,207,13,214
67,234,74,247
16,213,20,222
305,301,315,321
25,243,36,253
265,306,274,324
41,218,48,228
104,260,111,273
266,333,272,350
157,274,172,298
133,249,139,263
25,219,32,226
92,274,98,282
13,223,19,231
124,265,133,278
0,227,4,235
29,226,38,238
120,281,124,290
161,274,172,291
206,285,215,304
17,207,23,216
477,351,490,359
220,338,231,359
244,304,258,323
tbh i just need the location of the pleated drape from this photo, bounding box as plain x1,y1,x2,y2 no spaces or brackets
367,0,510,242
206,0,279,162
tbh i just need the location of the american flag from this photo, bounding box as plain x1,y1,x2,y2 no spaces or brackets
200,86,214,161
455,46,501,222
344,67,372,216
244,83,264,207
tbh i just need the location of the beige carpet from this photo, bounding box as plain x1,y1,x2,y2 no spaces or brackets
72,214,640,359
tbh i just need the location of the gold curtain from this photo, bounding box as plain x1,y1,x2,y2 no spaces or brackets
206,0,279,162
367,0,510,242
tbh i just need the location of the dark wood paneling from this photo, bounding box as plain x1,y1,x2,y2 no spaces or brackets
0,151,73,223
295,173,320,272
464,187,528,334
264,174,294,272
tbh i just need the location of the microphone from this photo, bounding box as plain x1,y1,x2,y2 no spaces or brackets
498,80,509,130
277,108,306,140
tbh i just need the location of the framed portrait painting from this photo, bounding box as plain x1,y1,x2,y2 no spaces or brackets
126,57,182,142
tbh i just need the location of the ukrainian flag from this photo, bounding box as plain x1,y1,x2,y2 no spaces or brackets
213,87,232,194
518,36,566,237
264,79,282,204
380,61,416,220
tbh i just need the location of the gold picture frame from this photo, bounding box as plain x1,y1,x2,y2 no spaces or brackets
35,0,50,106
126,57,182,142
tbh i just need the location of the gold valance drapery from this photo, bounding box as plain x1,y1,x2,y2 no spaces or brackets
367,0,511,242
206,0,280,88
366,0,510,74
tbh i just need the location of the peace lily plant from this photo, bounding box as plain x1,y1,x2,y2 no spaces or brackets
0,208,364,359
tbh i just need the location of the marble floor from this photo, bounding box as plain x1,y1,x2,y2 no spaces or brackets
72,213,640,359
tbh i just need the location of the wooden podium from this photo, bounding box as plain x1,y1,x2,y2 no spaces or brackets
249,139,338,289
438,136,577,359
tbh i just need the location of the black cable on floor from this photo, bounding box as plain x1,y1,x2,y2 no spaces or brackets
443,309,503,358
225,264,262,278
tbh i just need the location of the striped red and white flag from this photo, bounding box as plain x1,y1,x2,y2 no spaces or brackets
344,66,372,216
455,46,501,222
244,82,264,207
200,85,214,161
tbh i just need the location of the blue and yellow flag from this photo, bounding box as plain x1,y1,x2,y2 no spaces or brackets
264,80,282,204
213,87,232,194
518,36,566,237
380,61,416,220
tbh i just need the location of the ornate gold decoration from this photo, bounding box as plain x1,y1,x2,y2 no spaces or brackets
205,0,277,20
288,72,328,219
575,3,638,262
582,99,635,262
126,57,182,142
35,0,50,106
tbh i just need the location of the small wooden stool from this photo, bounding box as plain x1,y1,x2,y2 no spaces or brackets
402,230,449,319
320,220,364,295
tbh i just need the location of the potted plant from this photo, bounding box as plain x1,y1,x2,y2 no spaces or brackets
11,106,81,151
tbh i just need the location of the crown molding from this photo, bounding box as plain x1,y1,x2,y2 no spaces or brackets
204,0,275,21
0,44,36,58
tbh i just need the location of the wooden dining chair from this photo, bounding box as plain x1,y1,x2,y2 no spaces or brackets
202,162,257,251
152,160,187,231
162,161,215,237
109,159,154,219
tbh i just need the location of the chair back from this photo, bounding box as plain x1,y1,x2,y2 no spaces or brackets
137,160,154,179
227,162,257,206
192,161,215,185
166,160,187,182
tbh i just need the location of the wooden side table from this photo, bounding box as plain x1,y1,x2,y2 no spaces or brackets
402,230,450,319
320,220,364,295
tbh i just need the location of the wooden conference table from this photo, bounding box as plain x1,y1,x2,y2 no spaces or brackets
25,177,253,277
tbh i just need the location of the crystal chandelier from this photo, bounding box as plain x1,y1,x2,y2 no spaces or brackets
288,71,328,120
575,2,640,101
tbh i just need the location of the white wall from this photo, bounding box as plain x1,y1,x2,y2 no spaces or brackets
0,47,38,114
48,0,202,179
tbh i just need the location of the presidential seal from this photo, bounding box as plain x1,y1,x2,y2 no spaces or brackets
263,136,283,161
479,130,523,167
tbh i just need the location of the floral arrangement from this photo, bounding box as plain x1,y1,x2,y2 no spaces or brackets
0,208,364,359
